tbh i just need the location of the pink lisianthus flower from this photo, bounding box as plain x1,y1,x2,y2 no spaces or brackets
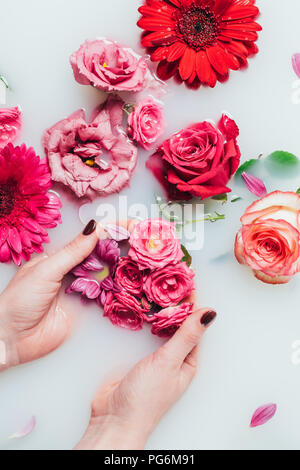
70,39,148,93
104,291,144,331
115,257,144,296
235,191,300,284
151,303,194,338
66,239,121,305
129,219,183,271
0,143,61,266
127,99,165,150
0,107,22,150
143,262,195,308
43,95,138,199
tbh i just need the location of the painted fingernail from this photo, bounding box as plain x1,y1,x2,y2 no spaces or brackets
200,311,217,327
83,220,97,236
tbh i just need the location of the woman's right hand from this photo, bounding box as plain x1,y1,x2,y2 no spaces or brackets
75,307,217,450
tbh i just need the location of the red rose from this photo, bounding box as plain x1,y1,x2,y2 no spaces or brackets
104,291,144,331
143,262,195,308
115,257,144,296
151,303,194,338
146,115,241,201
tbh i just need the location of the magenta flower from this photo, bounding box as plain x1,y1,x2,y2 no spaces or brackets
66,239,121,305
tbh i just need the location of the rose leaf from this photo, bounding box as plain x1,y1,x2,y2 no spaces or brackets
181,245,192,267
267,151,299,167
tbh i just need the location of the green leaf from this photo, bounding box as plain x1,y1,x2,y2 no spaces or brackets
267,151,299,166
181,245,192,267
236,159,259,177
212,193,228,203
231,196,242,203
297,188,300,195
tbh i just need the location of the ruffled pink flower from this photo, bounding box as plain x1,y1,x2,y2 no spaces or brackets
235,191,300,284
70,39,148,93
147,114,241,201
104,291,144,331
127,99,165,150
144,262,195,308
0,107,22,150
115,257,144,297
129,218,183,271
0,143,62,266
66,239,121,305
151,303,194,338
43,95,138,199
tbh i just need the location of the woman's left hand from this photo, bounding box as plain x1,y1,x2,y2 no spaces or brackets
0,220,99,368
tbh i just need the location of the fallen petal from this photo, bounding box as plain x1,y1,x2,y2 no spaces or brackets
9,416,36,439
250,404,277,428
104,224,130,241
242,172,267,198
292,53,300,78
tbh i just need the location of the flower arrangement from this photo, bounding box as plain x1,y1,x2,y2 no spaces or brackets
137,0,262,89
67,219,195,337
147,114,241,200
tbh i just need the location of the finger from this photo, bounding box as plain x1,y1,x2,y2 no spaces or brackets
41,220,99,280
162,308,217,366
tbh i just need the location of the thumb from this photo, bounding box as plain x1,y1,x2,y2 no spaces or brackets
41,220,99,280
161,308,217,366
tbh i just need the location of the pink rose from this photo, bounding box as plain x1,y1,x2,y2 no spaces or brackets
104,291,144,331
0,107,22,150
70,39,148,93
127,99,165,150
115,257,144,297
129,219,183,271
235,191,300,284
151,303,194,338
144,262,195,308
147,115,241,201
43,96,137,199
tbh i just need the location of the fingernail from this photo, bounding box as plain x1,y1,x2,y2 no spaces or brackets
83,220,97,236
200,311,217,327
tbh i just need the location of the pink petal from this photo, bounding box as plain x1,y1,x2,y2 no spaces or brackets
242,172,267,198
292,53,300,78
9,416,36,439
250,404,277,428
104,224,130,242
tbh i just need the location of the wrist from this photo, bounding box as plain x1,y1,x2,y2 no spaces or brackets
74,415,148,451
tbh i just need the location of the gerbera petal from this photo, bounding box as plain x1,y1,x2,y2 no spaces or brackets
7,227,22,254
167,42,187,62
213,0,233,16
151,47,168,61
222,4,259,21
137,16,175,31
219,29,258,42
0,242,11,263
196,51,217,87
157,59,179,80
179,47,196,80
141,30,177,47
206,45,229,76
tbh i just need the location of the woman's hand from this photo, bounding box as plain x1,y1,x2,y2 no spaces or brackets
75,307,217,450
0,220,99,368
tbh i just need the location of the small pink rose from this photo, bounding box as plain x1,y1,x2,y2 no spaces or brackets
128,99,165,150
144,262,195,308
104,291,144,331
129,218,183,271
151,303,194,338
0,107,22,150
70,39,148,93
115,257,144,296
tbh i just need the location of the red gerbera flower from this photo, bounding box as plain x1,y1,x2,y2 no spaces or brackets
137,0,262,89
0,143,62,266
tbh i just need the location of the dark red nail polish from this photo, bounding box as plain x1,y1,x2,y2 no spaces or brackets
83,220,97,236
200,311,217,327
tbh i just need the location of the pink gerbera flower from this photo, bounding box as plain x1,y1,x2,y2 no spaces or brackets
66,239,121,305
0,143,62,266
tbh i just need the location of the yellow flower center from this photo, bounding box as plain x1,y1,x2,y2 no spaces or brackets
94,266,110,282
